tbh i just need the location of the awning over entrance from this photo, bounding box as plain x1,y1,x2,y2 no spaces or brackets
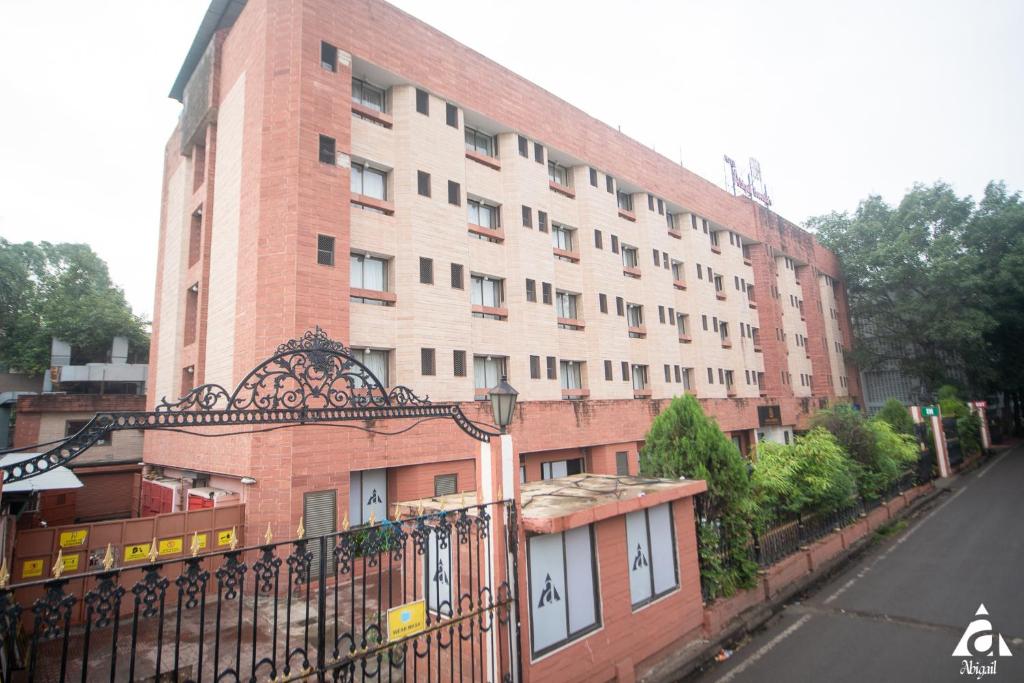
0,453,83,493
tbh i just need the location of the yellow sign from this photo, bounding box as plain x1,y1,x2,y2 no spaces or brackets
61,553,80,572
387,600,426,642
158,538,183,555
22,559,44,578
124,543,152,562
217,529,235,547
59,529,88,548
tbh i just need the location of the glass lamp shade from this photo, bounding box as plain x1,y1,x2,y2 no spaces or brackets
488,375,519,430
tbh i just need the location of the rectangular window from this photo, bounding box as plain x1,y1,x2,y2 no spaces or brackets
611,235,619,254
604,360,613,381
542,282,552,305
321,42,338,71
708,367,715,384
663,252,669,270
470,275,504,309
352,78,386,112
445,102,458,128
546,356,557,380
664,364,671,382
534,142,544,164
453,350,466,377
421,348,436,376
541,458,584,480
419,257,433,284
658,305,665,324
448,180,461,206
551,224,574,252
434,473,457,497
616,452,629,475
468,199,500,229
599,293,608,314
653,249,660,267
631,364,648,391
350,162,387,200
616,296,624,316
530,355,541,379
696,264,703,280
702,315,708,331
606,175,614,193
677,314,689,336
349,469,387,527
352,348,389,386
522,205,533,228
518,135,529,157
555,291,579,321
626,503,678,608
671,261,684,281
617,191,633,212
474,355,507,391
647,194,655,211
589,168,598,186
417,170,431,197
667,213,679,230
319,135,336,164
451,262,464,289
548,160,571,187
465,126,496,157
538,211,548,233
674,366,682,383
682,368,693,391
317,234,335,266
621,246,639,268
559,360,583,390
626,305,643,332
594,229,603,249
526,278,537,302
415,88,429,115
350,253,389,298
657,198,664,215
621,361,629,382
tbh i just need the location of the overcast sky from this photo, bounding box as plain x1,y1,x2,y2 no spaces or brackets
1,0,1021,319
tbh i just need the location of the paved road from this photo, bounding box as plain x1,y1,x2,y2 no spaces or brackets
691,446,1024,683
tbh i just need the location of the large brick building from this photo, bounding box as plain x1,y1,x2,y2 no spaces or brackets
147,0,858,576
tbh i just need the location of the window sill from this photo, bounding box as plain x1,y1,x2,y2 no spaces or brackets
727,388,737,397
721,339,732,349
743,257,752,266
668,229,682,240
633,389,652,399
623,266,642,278
711,245,722,255
468,224,505,242
465,149,501,170
548,181,575,198
561,389,590,400
553,247,580,263
351,194,395,215
471,305,508,320
557,317,585,330
627,325,647,338
800,315,806,322
754,345,763,353
617,208,636,222
678,334,692,344
716,292,727,301
351,102,393,128
350,288,397,305
673,279,687,290
749,301,758,309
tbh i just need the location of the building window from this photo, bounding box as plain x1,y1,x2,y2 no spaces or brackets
555,291,579,322
350,253,389,302
474,355,506,393
606,175,615,193
66,420,108,446
611,234,619,254
594,229,603,249
621,246,638,269
471,275,504,313
631,364,648,391
518,135,529,157
453,350,466,377
616,452,629,475
559,361,583,391
351,162,387,200
599,293,608,314
419,257,433,284
451,263,464,289
667,213,679,230
468,198,501,231
526,278,537,302
677,314,689,336
530,355,541,379
552,224,575,253
653,249,660,267
538,211,548,233
446,102,458,128
319,135,336,164
417,170,431,197
317,234,335,266
434,473,457,497
616,191,633,212
542,282,552,305
546,356,557,380
541,458,584,480
547,160,571,187
352,78,386,112
589,167,598,186
321,42,338,71
351,348,389,386
682,368,693,391
528,527,600,657
604,360,613,381
671,260,684,281
415,88,429,115
465,126,496,157
421,348,436,376
448,180,461,206
626,303,643,329
349,469,387,526
626,503,678,608
710,230,720,247
534,142,544,163
522,205,533,228
621,361,629,381
616,297,624,316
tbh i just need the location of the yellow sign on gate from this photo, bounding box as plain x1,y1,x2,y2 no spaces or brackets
61,553,80,572
387,600,426,642
124,542,152,562
59,529,88,548
158,538,183,555
22,559,44,579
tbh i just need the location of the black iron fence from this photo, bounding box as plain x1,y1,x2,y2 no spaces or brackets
0,500,521,683
696,468,929,601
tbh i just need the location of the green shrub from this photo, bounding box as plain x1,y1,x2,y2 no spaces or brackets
868,419,920,480
958,413,983,456
752,428,857,523
937,384,970,419
875,399,915,436
640,395,757,598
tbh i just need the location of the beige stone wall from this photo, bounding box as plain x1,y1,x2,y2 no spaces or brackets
153,163,188,404
818,274,850,397
40,413,143,466
776,255,813,397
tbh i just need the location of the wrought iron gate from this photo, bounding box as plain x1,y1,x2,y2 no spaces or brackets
0,499,520,682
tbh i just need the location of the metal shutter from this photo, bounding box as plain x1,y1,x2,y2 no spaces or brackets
434,474,457,497
303,490,337,577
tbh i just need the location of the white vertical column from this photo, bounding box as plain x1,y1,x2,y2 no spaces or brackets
931,414,951,478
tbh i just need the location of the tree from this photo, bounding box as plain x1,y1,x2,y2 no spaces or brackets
0,239,148,374
812,404,911,498
875,399,915,436
639,395,757,598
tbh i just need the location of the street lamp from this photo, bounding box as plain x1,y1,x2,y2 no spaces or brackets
488,375,518,433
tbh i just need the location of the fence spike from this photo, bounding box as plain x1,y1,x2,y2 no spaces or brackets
0,558,8,588
368,511,376,526
229,526,239,551
52,549,65,578
264,522,273,545
148,537,159,563
296,516,305,539
102,543,115,571
190,531,201,557
342,513,350,531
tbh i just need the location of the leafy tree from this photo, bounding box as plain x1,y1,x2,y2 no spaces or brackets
866,419,920,482
640,395,756,598
875,398,915,436
937,384,970,419
0,239,148,373
957,413,983,456
752,428,857,521
812,404,910,498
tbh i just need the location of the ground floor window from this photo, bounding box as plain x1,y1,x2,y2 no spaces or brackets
626,503,678,608
527,525,600,658
540,458,583,480
349,468,387,526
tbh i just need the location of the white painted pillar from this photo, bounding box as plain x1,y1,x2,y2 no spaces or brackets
930,413,951,478
970,402,991,450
